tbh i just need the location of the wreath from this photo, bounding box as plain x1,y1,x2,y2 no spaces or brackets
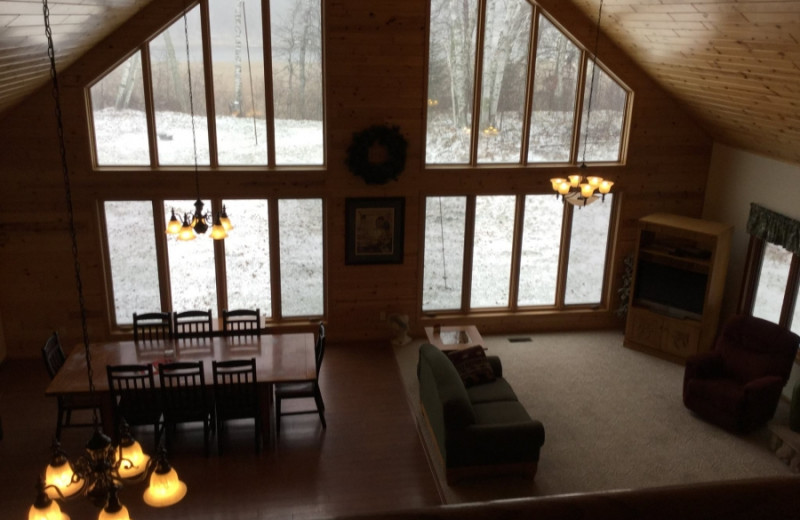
346,125,408,185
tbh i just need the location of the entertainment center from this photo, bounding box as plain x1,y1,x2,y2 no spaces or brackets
624,213,732,362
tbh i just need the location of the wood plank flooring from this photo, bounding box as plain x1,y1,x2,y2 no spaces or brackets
0,342,441,520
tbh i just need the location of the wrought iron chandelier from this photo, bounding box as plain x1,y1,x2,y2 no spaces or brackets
29,2,186,519
164,7,232,241
550,0,614,207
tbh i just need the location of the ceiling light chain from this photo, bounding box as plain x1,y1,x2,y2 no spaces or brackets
30,2,187,519
550,0,614,208
164,7,232,241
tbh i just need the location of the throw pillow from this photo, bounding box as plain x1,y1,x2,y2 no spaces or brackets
446,346,495,387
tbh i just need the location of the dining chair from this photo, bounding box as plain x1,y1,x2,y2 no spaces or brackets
212,358,261,454
172,309,213,339
274,323,326,437
222,308,261,337
133,311,173,342
106,363,163,448
158,361,214,456
41,332,103,440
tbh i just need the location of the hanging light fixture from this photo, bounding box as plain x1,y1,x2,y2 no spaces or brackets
551,0,614,207
30,2,185,519
164,7,231,241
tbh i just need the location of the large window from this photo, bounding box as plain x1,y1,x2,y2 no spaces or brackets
103,199,324,326
426,2,630,166
89,0,324,167
422,195,615,312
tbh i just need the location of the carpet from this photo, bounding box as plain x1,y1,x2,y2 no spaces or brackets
393,330,793,504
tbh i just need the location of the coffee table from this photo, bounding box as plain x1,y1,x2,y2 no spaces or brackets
424,325,484,351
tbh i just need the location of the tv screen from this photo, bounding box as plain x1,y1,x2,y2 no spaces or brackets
633,260,707,318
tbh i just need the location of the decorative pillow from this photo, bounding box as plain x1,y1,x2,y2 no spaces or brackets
446,345,495,387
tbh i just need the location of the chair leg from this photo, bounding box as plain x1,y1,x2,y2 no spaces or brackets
217,419,224,456
314,388,326,429
275,397,282,437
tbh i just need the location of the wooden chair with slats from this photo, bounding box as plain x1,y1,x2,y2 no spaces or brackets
274,322,326,437
221,309,261,338
212,358,261,454
133,311,173,343
42,331,103,440
158,360,214,456
172,309,213,339
106,363,163,448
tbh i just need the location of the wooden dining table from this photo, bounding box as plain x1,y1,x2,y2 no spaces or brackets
45,333,316,447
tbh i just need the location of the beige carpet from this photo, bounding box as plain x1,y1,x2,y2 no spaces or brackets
393,330,793,504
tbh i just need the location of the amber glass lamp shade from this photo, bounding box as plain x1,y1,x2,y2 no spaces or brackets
28,499,70,520
143,461,187,508
219,205,233,232
165,209,182,235
116,438,149,479
44,458,83,499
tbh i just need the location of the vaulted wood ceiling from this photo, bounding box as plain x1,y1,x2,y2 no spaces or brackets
2,0,799,165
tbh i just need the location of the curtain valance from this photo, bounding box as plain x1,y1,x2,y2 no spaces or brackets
746,203,800,256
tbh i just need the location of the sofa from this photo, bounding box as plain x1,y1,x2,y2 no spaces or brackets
417,343,545,483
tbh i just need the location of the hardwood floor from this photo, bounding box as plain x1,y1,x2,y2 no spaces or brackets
0,342,441,520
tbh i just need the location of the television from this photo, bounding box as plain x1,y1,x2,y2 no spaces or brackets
633,260,707,320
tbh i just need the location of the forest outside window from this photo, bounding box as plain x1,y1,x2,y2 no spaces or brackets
425,1,630,166
745,240,799,337
422,194,615,313
89,0,323,168
102,199,324,327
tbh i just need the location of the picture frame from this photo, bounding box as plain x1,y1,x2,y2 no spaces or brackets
345,197,405,265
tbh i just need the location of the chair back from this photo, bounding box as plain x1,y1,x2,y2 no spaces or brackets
315,322,326,375
158,361,208,422
133,312,173,342
106,363,160,432
212,358,259,420
716,314,800,384
173,309,213,339
222,309,261,337
42,332,66,379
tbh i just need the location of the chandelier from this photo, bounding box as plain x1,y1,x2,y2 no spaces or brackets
164,5,232,242
550,0,614,207
29,2,186,519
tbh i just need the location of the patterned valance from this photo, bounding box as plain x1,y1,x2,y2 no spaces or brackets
746,203,800,256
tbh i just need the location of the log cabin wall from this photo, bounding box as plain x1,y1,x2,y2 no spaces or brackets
0,0,713,358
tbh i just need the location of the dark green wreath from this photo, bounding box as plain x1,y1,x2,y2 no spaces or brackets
346,125,408,185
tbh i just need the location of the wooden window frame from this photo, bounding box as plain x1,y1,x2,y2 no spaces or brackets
423,1,632,168
420,193,618,315
100,197,326,331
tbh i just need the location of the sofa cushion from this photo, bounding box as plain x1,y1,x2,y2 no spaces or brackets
446,346,496,387
473,400,533,425
467,377,518,404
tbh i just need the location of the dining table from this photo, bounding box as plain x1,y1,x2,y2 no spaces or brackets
45,333,316,448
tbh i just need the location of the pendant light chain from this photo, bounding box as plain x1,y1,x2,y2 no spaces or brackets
183,11,200,199
581,0,604,165
242,2,258,145
43,0,97,415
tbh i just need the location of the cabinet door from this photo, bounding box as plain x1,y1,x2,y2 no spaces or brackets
626,307,664,350
660,317,701,358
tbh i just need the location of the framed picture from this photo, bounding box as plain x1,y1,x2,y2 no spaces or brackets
345,197,405,265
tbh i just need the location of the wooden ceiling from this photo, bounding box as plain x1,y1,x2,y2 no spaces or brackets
1,0,799,165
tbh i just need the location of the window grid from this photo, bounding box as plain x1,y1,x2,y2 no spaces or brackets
101,198,325,328
421,194,615,314
424,2,631,168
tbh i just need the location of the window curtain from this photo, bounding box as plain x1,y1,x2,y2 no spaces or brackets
746,203,800,256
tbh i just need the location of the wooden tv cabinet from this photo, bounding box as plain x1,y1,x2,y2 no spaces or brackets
624,213,732,363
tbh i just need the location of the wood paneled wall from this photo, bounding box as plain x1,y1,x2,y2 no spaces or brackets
0,0,713,358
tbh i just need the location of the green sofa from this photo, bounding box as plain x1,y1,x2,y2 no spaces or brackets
417,343,545,483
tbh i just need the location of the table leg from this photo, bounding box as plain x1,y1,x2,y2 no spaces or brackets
258,382,274,450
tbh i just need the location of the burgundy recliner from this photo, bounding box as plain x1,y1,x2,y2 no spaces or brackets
683,314,799,433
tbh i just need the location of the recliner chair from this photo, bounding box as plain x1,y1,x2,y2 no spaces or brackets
683,314,799,433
